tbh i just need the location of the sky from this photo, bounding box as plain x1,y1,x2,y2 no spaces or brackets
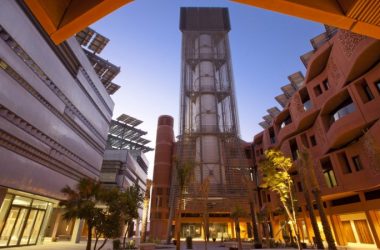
91,0,325,178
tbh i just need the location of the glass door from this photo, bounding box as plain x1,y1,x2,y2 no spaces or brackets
19,209,38,245
28,210,45,245
0,207,20,246
8,208,28,246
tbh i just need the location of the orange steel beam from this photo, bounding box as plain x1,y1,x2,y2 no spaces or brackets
24,0,133,44
231,0,380,39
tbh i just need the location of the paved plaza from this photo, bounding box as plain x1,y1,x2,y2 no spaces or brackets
7,240,376,250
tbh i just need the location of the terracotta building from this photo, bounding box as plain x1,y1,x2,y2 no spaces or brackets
252,26,380,249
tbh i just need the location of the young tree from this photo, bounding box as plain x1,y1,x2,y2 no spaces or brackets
231,205,245,250
259,149,302,250
174,159,194,250
297,150,324,249
120,183,144,248
242,176,262,248
300,150,337,250
59,178,102,250
199,177,210,250
92,188,124,250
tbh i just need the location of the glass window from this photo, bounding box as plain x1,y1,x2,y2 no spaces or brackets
329,97,356,125
31,200,48,210
289,139,298,160
363,83,374,101
321,157,338,188
323,79,330,90
0,194,13,233
314,85,323,96
375,80,380,93
12,196,32,207
352,155,363,171
310,135,317,146
338,152,352,174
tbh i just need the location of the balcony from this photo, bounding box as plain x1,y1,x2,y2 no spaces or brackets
329,102,356,127
303,100,312,111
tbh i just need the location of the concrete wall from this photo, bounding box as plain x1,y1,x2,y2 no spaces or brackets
0,0,114,200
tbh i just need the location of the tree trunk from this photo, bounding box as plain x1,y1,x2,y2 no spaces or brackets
287,181,302,250
282,203,302,250
98,238,108,250
249,201,261,247
93,232,100,250
235,218,243,250
312,189,337,250
86,224,92,250
123,221,129,249
175,193,183,250
304,190,324,249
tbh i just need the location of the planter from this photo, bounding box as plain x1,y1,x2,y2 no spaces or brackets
186,236,192,249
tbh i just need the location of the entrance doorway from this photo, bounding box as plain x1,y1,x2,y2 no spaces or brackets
0,194,50,248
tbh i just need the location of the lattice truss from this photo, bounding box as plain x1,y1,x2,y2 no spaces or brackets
169,30,252,216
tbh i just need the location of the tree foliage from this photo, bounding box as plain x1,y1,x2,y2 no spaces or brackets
259,149,302,250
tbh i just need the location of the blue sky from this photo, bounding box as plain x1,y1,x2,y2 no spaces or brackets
91,0,325,177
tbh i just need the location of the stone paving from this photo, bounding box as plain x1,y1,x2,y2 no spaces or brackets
7,241,375,250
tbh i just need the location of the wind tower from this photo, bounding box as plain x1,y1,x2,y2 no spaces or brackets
166,7,251,239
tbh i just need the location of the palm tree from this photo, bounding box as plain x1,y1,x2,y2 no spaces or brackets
297,150,324,249
60,178,102,250
242,176,261,248
174,159,194,250
299,149,336,250
199,178,210,250
231,205,245,250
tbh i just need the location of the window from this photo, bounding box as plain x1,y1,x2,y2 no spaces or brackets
301,133,310,148
358,80,374,103
262,191,267,203
375,79,380,93
300,88,312,111
269,127,276,144
352,155,363,171
314,85,323,96
297,182,303,192
280,114,292,128
267,194,271,202
338,152,352,174
289,139,299,160
310,135,317,146
363,83,374,101
209,170,214,176
322,79,330,90
321,157,338,188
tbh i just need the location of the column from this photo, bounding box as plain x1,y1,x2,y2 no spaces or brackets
365,210,380,248
71,218,84,243
0,187,7,207
51,209,62,241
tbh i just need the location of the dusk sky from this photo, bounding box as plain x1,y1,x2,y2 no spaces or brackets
91,0,325,178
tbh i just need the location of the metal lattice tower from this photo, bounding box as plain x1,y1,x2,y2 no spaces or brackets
166,8,251,238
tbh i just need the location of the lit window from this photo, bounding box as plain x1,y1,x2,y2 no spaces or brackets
321,157,338,188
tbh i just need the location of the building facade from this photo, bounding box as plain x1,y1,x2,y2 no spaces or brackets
252,27,380,249
0,0,118,247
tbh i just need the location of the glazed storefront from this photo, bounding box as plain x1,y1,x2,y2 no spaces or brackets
0,189,56,248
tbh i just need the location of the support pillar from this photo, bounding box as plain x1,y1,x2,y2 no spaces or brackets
51,209,62,240
71,219,84,243
134,219,141,246
365,210,380,249
329,214,346,246
0,187,7,207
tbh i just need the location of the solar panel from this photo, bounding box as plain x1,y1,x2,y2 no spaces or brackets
88,33,109,54
267,107,281,117
275,94,289,108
